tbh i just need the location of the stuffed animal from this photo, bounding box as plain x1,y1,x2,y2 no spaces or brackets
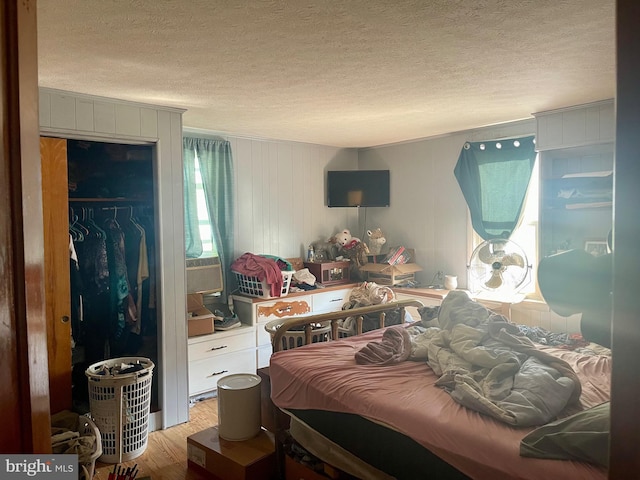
333,229,362,250
332,229,369,279
366,228,387,255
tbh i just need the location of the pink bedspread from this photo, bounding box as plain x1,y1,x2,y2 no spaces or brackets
269,327,610,480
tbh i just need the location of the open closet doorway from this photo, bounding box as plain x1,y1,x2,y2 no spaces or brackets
41,137,160,416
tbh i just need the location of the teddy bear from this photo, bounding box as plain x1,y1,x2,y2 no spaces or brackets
332,229,369,279
333,229,363,251
366,228,387,255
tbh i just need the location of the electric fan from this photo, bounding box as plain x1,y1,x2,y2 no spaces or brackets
468,238,530,293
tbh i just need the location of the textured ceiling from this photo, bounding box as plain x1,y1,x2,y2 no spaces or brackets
37,1,615,148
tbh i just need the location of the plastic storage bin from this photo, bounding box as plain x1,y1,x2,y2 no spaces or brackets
85,357,154,464
234,270,293,298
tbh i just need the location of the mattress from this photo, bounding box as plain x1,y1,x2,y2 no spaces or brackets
269,326,610,480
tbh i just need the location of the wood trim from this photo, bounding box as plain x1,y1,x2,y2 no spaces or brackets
0,0,52,452
610,0,640,476
41,137,72,414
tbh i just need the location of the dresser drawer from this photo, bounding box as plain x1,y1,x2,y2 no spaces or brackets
255,296,312,322
188,328,255,362
188,349,256,396
312,288,351,313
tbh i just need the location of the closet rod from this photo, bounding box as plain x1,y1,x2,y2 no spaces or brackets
100,205,129,210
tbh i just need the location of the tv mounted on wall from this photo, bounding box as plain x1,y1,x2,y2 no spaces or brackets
327,170,390,207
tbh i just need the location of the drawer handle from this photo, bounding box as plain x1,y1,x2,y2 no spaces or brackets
207,370,228,378
209,345,228,351
278,306,292,313
330,298,341,302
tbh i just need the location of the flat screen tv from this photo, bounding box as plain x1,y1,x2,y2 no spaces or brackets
327,170,390,207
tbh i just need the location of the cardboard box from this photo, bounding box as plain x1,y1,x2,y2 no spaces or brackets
359,262,422,285
187,293,216,337
361,248,420,285
187,426,276,480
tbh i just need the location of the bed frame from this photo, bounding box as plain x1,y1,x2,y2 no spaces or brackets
270,298,425,352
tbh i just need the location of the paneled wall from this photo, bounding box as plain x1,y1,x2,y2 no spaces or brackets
535,99,614,151
185,130,360,261
357,119,536,289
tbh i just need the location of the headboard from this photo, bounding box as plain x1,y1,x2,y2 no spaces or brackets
269,299,425,352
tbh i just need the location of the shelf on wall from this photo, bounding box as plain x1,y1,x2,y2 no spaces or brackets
564,201,612,210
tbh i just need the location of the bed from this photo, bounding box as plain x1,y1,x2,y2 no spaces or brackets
268,291,611,480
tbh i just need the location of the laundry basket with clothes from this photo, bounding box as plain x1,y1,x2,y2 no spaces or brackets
51,410,102,480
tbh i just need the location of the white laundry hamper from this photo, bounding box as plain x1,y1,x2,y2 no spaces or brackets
85,357,154,463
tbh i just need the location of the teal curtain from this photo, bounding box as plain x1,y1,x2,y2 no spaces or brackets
454,136,536,240
184,137,235,300
183,141,203,258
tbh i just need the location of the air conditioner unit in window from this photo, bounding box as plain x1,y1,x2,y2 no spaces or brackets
186,256,223,294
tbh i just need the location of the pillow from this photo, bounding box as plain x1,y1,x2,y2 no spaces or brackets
520,402,609,467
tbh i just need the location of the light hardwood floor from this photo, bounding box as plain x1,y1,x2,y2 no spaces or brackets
93,397,218,480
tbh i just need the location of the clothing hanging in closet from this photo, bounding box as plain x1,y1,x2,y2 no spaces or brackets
69,206,154,364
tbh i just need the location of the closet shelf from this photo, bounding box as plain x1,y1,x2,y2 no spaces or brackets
69,197,151,203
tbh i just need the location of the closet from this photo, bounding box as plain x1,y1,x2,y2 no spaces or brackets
39,87,189,430
42,137,158,415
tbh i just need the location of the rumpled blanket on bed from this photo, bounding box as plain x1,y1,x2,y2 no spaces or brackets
407,291,582,427
355,326,411,365
409,291,581,427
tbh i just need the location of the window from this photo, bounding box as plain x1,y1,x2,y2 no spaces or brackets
183,136,234,298
469,155,539,298
194,153,218,258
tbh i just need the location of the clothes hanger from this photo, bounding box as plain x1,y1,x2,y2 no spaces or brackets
87,208,106,239
68,208,84,242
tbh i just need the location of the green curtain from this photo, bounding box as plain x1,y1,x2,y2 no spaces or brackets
454,136,536,240
184,137,235,300
183,140,203,258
